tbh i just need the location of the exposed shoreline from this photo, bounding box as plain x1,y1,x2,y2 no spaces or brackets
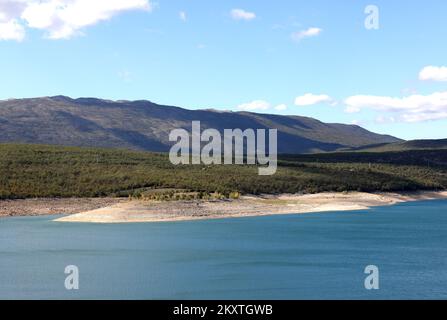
48,191,447,224
0,198,125,218
2,192,446,223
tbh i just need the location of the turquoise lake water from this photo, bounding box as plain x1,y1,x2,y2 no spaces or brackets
1,200,447,300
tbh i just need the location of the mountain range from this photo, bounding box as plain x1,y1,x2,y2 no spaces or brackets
0,96,401,154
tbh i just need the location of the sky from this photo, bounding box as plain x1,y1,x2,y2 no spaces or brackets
1,0,447,140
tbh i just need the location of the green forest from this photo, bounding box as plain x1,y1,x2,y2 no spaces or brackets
1,143,446,199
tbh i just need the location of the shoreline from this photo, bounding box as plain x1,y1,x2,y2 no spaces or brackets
0,198,125,218
50,191,447,224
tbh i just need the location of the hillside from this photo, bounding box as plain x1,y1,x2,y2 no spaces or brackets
1,144,446,199
0,96,400,154
347,139,447,153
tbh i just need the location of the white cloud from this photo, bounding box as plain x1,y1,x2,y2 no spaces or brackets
291,27,322,41
419,66,447,82
345,105,361,113
344,91,447,122
295,93,332,106
118,69,131,82
237,100,270,111
0,0,152,41
375,116,396,124
0,19,25,41
0,0,27,21
179,11,186,22
231,9,256,21
275,104,287,111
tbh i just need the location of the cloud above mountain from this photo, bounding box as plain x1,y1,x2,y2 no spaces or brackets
237,100,270,111
0,0,151,41
344,92,447,122
295,93,332,106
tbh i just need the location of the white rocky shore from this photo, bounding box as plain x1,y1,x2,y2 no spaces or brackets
54,191,447,224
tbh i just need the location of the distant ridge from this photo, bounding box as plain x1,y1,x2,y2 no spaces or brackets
346,139,447,153
0,96,401,154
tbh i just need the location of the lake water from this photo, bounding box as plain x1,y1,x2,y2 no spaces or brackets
1,200,447,300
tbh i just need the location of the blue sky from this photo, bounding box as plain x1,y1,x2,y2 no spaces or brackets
1,0,447,140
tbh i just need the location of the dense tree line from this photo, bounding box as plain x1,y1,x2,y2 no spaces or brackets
0,144,446,199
